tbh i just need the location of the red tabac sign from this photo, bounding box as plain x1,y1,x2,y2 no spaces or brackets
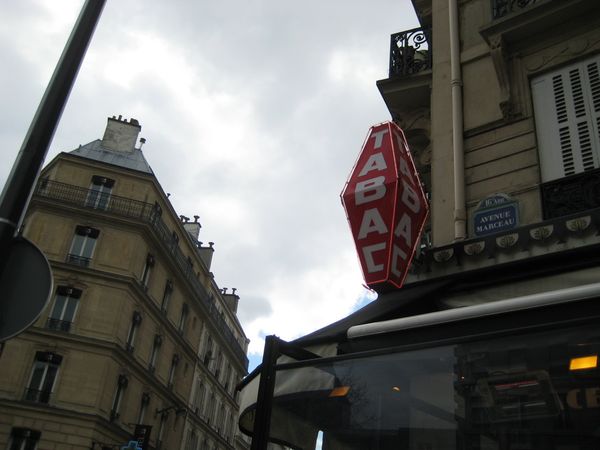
341,122,428,292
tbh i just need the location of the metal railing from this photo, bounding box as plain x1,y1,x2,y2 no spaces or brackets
389,26,432,78
35,180,248,368
66,253,91,267
492,0,538,19
46,318,72,332
23,388,51,403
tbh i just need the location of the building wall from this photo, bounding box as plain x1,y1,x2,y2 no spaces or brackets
382,0,600,247
0,120,248,450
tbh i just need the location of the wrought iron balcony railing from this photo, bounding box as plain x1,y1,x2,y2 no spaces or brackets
35,180,248,369
492,0,538,19
389,26,432,78
46,318,72,332
66,253,91,267
541,168,600,220
23,388,51,403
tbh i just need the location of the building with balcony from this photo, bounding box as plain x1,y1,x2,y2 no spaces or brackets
238,1,600,449
0,116,249,450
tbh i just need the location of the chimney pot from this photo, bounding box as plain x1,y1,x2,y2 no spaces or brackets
209,242,214,248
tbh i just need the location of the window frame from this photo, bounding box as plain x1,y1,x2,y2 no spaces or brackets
85,175,114,210
25,352,62,404
110,374,128,421
47,286,82,332
67,226,100,266
8,428,41,450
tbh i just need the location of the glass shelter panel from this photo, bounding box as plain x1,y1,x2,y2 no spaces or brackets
270,324,600,450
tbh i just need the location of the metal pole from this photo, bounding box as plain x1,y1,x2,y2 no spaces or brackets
0,0,106,263
251,335,280,450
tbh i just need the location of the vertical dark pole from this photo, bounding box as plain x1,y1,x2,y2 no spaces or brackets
0,0,106,263
251,335,280,450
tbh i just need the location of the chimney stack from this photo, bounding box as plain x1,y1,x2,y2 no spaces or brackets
101,116,141,153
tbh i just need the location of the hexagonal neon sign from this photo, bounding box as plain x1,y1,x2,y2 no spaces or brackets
341,122,429,292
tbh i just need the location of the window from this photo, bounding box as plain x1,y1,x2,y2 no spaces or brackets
137,392,150,424
110,374,128,421
227,414,234,442
178,304,189,334
47,286,82,332
532,54,600,182
214,350,222,380
222,363,231,392
24,352,62,403
85,175,114,210
126,311,142,352
140,254,154,290
67,226,99,267
156,411,167,450
203,335,213,367
149,335,162,372
186,430,198,450
161,280,173,313
216,404,225,434
193,379,205,415
8,428,40,450
168,354,180,388
206,393,216,425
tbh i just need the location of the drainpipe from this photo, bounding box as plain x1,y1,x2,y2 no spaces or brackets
449,0,466,240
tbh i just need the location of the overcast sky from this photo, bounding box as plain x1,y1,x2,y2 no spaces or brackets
0,0,418,368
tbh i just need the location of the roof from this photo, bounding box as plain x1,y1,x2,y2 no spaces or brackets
69,139,153,174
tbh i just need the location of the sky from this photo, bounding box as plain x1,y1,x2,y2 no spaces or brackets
0,0,419,369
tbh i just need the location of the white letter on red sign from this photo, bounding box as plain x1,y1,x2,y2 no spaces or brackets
370,129,389,148
358,153,387,177
363,243,386,273
401,180,421,213
358,208,388,239
355,176,386,205
394,213,412,247
390,245,408,277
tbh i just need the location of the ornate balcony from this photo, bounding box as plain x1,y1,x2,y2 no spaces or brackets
541,168,600,220
35,180,248,369
389,26,432,78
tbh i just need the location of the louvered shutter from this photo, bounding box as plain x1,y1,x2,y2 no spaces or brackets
532,54,600,182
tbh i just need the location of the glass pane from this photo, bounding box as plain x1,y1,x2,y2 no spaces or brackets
270,323,600,450
50,295,67,319
86,184,112,209
70,234,86,256
28,362,46,390
63,298,78,322
41,365,58,392
81,237,96,258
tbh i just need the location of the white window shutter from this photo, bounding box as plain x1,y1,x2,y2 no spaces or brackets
532,54,600,182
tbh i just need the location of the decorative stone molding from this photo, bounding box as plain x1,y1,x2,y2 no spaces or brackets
496,233,518,249
566,216,591,233
525,38,595,73
464,241,485,256
433,248,454,262
489,35,513,119
530,225,553,241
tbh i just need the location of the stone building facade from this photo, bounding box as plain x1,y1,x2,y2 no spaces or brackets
0,116,249,450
